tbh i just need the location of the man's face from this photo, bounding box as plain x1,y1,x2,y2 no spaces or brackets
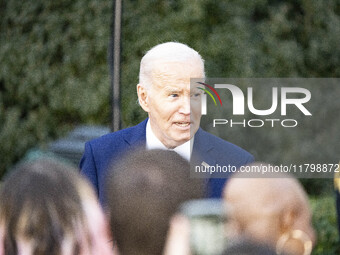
139,61,204,148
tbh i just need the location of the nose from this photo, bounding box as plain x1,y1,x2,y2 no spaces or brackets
178,96,190,115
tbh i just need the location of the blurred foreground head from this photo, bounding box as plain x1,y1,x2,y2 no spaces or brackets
223,163,315,255
0,159,113,255
105,149,204,255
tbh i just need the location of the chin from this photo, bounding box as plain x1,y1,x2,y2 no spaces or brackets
173,134,191,145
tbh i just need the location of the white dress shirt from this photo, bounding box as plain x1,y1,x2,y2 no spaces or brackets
146,120,193,161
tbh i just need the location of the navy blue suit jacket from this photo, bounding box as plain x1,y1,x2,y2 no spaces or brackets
80,119,254,203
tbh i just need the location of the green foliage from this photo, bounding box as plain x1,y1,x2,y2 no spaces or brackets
310,195,340,254
0,0,111,177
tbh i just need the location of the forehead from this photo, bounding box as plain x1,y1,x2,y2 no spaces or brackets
150,61,204,89
227,178,309,214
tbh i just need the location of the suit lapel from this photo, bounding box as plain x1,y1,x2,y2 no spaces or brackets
192,128,216,168
123,118,148,149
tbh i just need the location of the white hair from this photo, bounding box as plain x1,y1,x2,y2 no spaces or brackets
139,42,205,89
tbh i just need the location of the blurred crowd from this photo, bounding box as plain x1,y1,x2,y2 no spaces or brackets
0,149,316,255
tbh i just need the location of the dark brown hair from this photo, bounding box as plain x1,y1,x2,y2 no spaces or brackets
105,149,203,255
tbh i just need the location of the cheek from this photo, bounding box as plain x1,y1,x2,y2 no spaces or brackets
191,103,202,117
157,111,174,126
246,219,279,243
191,96,202,108
153,101,172,116
161,107,180,121
191,108,202,119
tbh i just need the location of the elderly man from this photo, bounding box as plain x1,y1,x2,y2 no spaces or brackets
223,165,315,255
80,42,253,203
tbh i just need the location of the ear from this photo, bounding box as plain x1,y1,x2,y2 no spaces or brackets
137,84,150,113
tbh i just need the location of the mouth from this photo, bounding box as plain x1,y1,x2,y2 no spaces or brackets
174,122,191,128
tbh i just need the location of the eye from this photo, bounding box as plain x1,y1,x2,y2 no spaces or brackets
191,92,201,98
170,93,179,98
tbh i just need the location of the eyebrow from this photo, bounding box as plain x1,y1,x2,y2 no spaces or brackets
163,86,183,93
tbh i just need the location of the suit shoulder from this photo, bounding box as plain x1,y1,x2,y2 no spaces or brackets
87,120,146,150
88,128,126,148
199,129,254,161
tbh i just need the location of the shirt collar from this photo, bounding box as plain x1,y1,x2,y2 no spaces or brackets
146,119,193,161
